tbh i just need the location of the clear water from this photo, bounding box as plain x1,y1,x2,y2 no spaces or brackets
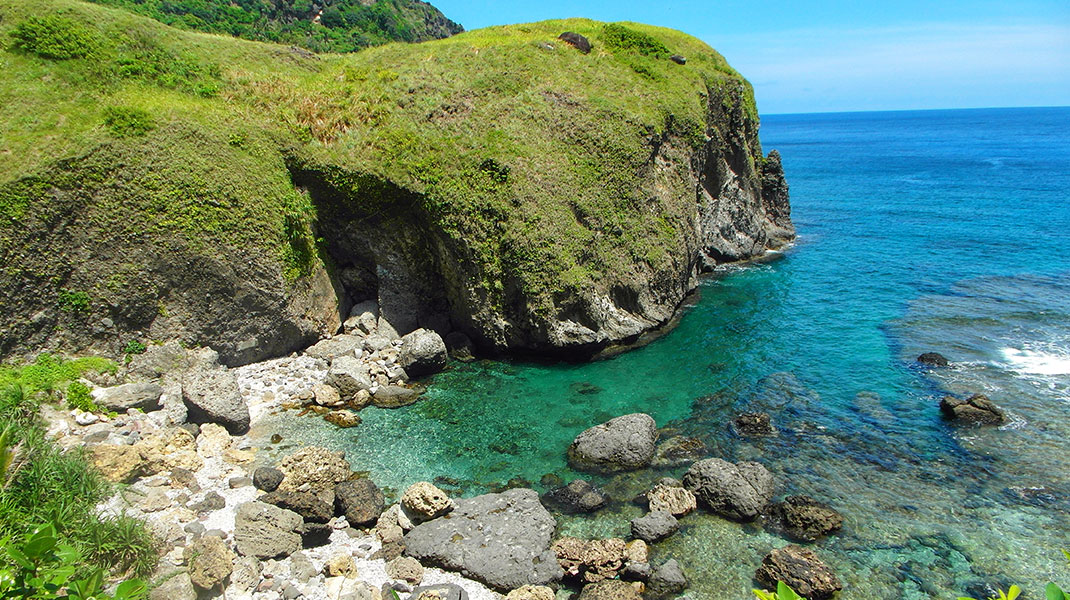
253,107,1070,598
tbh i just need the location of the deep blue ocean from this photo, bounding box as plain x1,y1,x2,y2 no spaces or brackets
257,107,1070,598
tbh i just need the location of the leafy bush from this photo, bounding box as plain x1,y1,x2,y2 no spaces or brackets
0,353,115,397
0,524,147,599
56,289,90,312
754,582,803,600
122,340,147,356
601,23,670,57
103,107,155,138
63,381,96,412
9,15,98,59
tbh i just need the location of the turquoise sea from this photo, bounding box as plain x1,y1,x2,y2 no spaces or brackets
256,107,1070,598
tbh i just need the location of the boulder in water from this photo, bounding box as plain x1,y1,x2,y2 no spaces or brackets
735,412,775,436
769,495,843,541
542,479,609,514
940,393,1006,425
754,545,842,600
918,352,950,367
683,458,774,521
567,413,657,473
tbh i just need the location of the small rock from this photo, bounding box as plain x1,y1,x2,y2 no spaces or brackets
184,521,206,538
278,446,351,502
300,521,332,548
505,585,554,600
89,444,143,483
577,580,641,600
648,559,688,595
170,467,201,492
630,511,678,543
229,476,253,489
669,54,687,65
324,553,357,578
313,383,343,407
325,410,362,428
553,537,626,583
401,481,454,522
138,488,172,513
336,478,385,526
148,570,197,600
620,561,650,581
918,352,950,367
137,428,203,475
409,583,469,600
558,32,591,54
646,483,697,517
191,491,225,514
326,356,373,399
372,385,420,408
229,556,262,593
253,466,284,492
754,545,842,600
183,536,235,589
940,393,1006,425
386,555,424,585
290,550,318,582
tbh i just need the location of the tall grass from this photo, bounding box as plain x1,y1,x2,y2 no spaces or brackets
0,358,157,578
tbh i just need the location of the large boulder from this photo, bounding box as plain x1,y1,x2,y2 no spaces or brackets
541,479,609,514
940,394,1006,425
137,427,203,474
648,559,688,596
260,490,333,523
181,367,249,434
326,356,373,399
398,329,448,377
754,545,842,600
567,413,657,473
305,334,364,362
184,535,234,589
278,446,352,503
682,458,774,521
552,537,626,583
92,382,163,412
335,478,385,526
769,496,844,542
234,501,303,559
404,488,563,591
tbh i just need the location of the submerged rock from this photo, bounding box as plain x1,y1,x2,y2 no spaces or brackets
372,385,420,408
567,413,657,473
578,580,642,600
648,559,688,596
918,352,950,367
542,479,609,514
754,545,842,600
683,458,774,521
940,394,1006,425
652,435,707,467
769,495,844,542
735,412,775,436
404,488,562,591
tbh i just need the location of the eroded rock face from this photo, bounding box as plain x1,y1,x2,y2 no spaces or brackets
683,458,774,521
567,414,657,473
940,394,1006,425
401,481,455,522
553,537,627,583
234,501,303,559
770,495,844,542
278,446,351,502
184,536,234,589
646,483,697,517
755,545,842,600
404,488,562,591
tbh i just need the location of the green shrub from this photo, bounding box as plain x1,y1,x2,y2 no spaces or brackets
601,23,670,57
56,288,90,312
64,381,96,412
9,15,98,60
103,107,155,138
122,340,147,356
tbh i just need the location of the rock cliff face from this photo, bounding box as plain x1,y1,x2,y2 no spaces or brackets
0,8,791,365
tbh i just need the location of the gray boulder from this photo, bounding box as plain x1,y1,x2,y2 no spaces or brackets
304,335,364,362
398,329,448,377
344,300,380,335
234,501,303,559
326,356,373,398
630,511,678,543
682,458,774,521
181,367,249,434
335,479,385,526
404,488,562,591
567,413,656,473
92,382,163,412
260,490,333,523
648,559,688,596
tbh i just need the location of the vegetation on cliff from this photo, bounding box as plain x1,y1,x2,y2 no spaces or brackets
0,0,786,363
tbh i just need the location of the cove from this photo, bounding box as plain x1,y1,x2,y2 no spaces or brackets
253,107,1070,599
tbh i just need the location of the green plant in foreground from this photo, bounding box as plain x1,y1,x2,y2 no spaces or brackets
0,524,147,600
64,381,97,412
754,581,803,600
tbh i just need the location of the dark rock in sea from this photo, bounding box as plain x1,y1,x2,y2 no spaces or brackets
769,495,844,541
683,458,774,521
336,479,385,526
403,488,562,591
399,328,448,377
542,479,609,514
261,490,333,523
670,54,687,65
558,32,592,54
409,583,469,600
754,545,842,600
940,394,1006,425
578,580,641,600
735,412,775,436
648,559,689,596
298,522,332,548
652,435,707,467
540,473,565,489
567,413,657,473
630,510,679,543
182,367,250,434
444,331,476,362
253,466,284,492
620,561,650,581
918,352,950,367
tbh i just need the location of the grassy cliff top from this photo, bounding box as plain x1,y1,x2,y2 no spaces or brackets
0,0,760,314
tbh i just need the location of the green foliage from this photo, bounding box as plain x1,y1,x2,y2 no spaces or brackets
601,23,671,57
103,107,156,138
121,340,147,356
56,289,91,312
0,353,115,399
84,0,463,53
63,381,96,412
754,582,804,600
0,524,147,599
9,15,98,59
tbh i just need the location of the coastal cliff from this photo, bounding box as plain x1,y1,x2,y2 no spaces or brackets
0,1,791,364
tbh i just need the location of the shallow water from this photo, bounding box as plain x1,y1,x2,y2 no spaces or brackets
254,107,1070,598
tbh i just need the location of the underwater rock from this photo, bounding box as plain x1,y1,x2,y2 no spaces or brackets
735,412,775,436
577,580,642,600
567,413,657,473
917,352,950,367
542,479,609,514
754,545,842,600
683,458,774,521
940,394,1006,425
769,495,844,542
652,435,708,467
648,559,689,596
630,510,679,543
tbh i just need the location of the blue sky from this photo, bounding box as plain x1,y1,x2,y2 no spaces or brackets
432,0,1070,114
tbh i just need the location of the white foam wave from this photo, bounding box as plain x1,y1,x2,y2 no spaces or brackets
1000,347,1070,376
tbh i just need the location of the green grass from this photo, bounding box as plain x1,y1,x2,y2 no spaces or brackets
0,0,765,329
0,357,156,578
